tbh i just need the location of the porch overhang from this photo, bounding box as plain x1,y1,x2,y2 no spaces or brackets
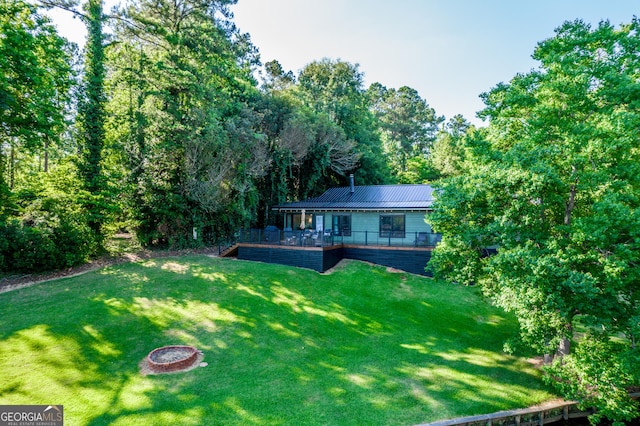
272,207,433,213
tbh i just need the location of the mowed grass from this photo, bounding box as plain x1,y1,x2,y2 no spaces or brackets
0,256,555,425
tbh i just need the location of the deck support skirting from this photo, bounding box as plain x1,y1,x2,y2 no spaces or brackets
237,243,433,275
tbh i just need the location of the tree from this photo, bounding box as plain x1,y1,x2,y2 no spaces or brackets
296,59,389,185
38,0,110,243
77,0,107,237
108,0,265,246
368,84,444,181
0,1,74,189
430,114,473,178
76,0,105,192
251,90,361,225
428,19,640,423
261,59,295,92
0,1,103,272
295,111,360,199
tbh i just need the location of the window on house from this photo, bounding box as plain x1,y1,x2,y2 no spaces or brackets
332,214,351,236
291,212,313,230
380,214,405,238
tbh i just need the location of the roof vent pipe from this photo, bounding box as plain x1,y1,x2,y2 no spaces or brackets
349,174,355,193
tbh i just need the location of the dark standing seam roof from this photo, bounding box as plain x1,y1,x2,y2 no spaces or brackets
272,184,435,212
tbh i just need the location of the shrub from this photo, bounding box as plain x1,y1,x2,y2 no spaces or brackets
544,335,640,425
0,163,99,273
0,216,96,273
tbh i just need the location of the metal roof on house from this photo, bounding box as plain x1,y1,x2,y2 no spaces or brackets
272,184,435,212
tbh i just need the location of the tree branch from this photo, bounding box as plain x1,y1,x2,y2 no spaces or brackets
37,0,86,20
564,166,578,227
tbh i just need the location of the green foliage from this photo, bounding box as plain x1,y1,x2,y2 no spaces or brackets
295,59,389,185
368,84,444,181
2,0,455,265
106,0,264,246
251,91,361,224
395,156,439,184
0,0,74,187
544,335,640,425
428,19,640,421
0,178,16,221
0,0,89,271
0,207,95,273
0,218,91,273
76,0,107,197
0,162,98,272
0,220,56,272
430,115,473,179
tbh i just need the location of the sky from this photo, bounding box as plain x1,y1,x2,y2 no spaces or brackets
47,0,638,126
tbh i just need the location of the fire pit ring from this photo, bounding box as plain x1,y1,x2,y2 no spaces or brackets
145,345,200,374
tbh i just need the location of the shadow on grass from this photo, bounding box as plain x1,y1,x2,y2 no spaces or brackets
0,256,554,425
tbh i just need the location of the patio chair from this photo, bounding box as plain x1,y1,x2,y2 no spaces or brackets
283,227,296,245
322,229,333,245
311,231,322,247
302,229,312,246
430,233,443,246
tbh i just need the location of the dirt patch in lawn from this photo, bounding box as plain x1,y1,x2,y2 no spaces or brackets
0,246,221,294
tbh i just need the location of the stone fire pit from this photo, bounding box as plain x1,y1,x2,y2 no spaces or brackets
141,345,204,375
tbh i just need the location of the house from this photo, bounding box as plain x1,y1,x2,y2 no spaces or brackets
233,176,441,275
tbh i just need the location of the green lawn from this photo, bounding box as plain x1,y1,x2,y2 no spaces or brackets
0,256,555,425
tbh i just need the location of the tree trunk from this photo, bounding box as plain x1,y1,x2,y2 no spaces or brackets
564,166,578,227
44,138,49,172
0,140,5,184
555,322,573,361
557,335,571,357
9,143,15,189
564,185,576,226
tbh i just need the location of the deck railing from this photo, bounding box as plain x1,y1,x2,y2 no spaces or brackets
235,228,442,248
